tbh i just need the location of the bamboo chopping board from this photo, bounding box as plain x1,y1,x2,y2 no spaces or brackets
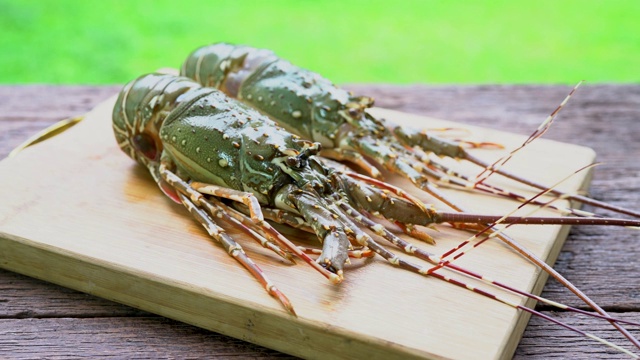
0,93,595,359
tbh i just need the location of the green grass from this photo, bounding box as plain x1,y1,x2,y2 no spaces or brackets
2,0,639,84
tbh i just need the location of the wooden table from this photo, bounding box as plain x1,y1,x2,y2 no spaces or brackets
1,84,639,359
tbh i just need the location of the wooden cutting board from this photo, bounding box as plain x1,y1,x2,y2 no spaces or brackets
0,93,595,359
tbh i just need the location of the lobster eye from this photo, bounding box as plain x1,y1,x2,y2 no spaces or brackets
132,133,158,160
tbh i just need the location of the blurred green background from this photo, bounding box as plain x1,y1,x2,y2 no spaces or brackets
2,0,638,84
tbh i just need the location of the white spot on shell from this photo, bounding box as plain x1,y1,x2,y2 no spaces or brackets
292,110,302,118
219,159,228,167
371,224,385,234
220,59,230,71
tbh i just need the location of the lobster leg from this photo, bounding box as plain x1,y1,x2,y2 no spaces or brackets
188,181,342,283
300,246,375,259
284,186,352,276
259,207,313,232
157,172,295,314
347,135,469,212
320,148,382,178
230,202,375,259
205,199,296,263
231,203,315,233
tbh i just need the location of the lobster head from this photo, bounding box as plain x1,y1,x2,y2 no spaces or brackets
112,73,201,170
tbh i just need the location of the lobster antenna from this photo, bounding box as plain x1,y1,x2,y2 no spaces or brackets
399,81,640,218
474,81,582,183
334,201,639,357
435,163,598,262
383,137,605,222
425,269,638,358
412,146,598,218
339,167,640,340
336,200,640,328
466,153,640,218
421,163,640,350
458,82,640,218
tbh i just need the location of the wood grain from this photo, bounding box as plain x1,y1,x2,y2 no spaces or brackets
0,85,639,359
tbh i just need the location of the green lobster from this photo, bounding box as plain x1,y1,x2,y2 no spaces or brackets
180,43,640,220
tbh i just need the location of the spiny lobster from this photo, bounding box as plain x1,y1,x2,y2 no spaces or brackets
180,43,640,220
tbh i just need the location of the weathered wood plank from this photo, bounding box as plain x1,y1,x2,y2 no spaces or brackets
515,312,640,359
0,86,120,159
0,269,148,318
0,317,294,359
0,313,636,359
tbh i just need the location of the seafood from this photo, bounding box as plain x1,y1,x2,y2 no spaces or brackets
180,43,640,219
113,72,640,355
